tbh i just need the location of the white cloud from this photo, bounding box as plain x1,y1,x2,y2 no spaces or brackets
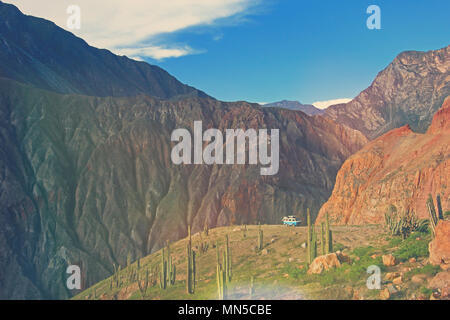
4,0,260,59
114,45,204,61
312,98,352,110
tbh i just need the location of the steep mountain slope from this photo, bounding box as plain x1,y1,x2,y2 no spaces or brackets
325,46,450,140
0,77,367,299
263,100,324,116
317,97,450,225
0,1,207,99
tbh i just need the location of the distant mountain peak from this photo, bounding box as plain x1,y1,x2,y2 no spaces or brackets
325,45,450,139
263,100,324,116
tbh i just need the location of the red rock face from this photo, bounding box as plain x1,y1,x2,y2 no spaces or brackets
428,97,450,134
429,220,450,265
316,97,450,225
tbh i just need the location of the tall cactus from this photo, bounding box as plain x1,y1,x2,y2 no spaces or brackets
159,247,167,289
325,213,333,254
306,208,317,264
312,226,317,261
186,235,196,294
257,225,263,251
167,242,176,286
204,222,209,236
321,222,325,256
224,235,232,282
216,248,227,300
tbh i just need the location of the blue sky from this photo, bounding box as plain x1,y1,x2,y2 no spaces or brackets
155,0,450,104
7,0,450,105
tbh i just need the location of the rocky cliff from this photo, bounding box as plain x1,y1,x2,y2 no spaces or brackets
325,46,450,140
317,97,450,225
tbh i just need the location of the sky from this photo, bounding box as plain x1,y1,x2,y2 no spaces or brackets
5,0,450,106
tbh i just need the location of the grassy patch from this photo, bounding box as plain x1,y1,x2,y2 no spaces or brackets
405,264,441,279
333,243,346,252
352,246,377,258
420,286,432,296
393,232,430,261
388,237,402,247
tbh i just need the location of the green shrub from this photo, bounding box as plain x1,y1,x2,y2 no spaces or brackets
394,233,430,261
385,208,428,239
281,263,307,280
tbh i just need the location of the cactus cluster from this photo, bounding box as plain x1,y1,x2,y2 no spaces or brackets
427,194,444,237
307,209,332,264
216,235,232,300
111,263,122,288
198,233,209,254
186,225,196,294
160,242,176,290
385,206,428,239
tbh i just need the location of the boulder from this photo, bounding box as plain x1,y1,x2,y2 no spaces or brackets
393,276,403,285
411,274,427,284
442,286,450,299
307,253,342,274
380,288,390,300
382,254,398,266
429,221,450,265
428,271,450,291
385,272,401,281
387,284,398,295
